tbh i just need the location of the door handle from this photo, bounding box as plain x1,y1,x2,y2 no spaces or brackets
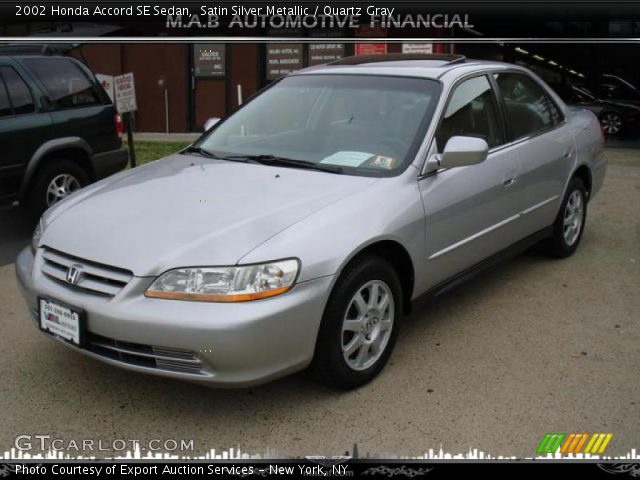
503,176,517,187
563,150,573,158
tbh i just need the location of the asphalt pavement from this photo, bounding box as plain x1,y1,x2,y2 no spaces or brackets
0,149,638,459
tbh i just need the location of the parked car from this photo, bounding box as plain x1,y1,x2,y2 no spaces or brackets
0,48,127,215
550,82,640,136
16,54,607,389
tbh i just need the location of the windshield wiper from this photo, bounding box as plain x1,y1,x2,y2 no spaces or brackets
181,145,220,158
182,146,258,163
222,154,343,174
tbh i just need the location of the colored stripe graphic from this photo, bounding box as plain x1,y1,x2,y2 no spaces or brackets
539,433,613,455
585,433,614,454
537,433,566,454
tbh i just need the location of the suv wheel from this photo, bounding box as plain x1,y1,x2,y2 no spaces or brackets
28,160,89,216
314,255,402,389
543,177,587,258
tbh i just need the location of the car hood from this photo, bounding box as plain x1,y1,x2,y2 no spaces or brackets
41,154,377,276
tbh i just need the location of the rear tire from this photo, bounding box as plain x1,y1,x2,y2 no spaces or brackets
542,177,587,258
27,159,89,217
314,255,402,390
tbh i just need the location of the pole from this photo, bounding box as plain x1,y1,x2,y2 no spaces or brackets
164,88,169,133
125,111,137,168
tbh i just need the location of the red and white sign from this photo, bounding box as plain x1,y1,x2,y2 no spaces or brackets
355,43,387,56
95,74,114,102
114,73,137,113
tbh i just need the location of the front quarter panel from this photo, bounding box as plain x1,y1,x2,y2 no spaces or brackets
238,168,427,297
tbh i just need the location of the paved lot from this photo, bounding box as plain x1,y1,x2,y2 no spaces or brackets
0,149,638,459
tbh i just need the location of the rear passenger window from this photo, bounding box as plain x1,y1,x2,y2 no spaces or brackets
0,66,35,115
493,72,555,138
22,58,100,109
547,96,564,125
0,76,11,117
435,75,504,151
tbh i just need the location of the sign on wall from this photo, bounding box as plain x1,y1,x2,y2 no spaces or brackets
308,43,345,66
402,43,434,54
114,72,137,113
194,44,226,78
355,43,387,55
266,43,303,80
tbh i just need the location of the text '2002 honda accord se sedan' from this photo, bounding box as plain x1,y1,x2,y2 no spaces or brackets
16,54,607,389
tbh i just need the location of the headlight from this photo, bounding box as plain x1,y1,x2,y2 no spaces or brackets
145,259,300,302
31,220,44,253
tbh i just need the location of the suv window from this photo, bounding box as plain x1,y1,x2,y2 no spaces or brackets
21,58,100,109
494,72,555,139
0,75,11,117
435,74,503,151
0,66,35,115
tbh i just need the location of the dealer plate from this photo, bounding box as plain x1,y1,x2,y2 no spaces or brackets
39,298,85,347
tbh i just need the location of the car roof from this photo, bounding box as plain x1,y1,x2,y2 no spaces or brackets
295,54,527,81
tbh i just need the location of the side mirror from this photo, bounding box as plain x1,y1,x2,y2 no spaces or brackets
204,117,221,131
429,136,489,171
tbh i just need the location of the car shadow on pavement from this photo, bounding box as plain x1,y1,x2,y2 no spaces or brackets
0,205,35,267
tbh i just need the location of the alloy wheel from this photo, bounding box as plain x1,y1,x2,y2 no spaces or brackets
46,174,81,207
601,113,622,135
563,190,584,246
341,280,395,371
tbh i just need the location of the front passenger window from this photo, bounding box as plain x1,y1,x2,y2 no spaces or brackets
435,75,503,151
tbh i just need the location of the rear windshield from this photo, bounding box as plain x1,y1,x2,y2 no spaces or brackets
22,57,102,109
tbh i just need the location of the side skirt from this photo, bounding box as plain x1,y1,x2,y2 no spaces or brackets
414,226,554,304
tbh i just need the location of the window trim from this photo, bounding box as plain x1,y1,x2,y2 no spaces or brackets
0,65,36,118
490,69,567,143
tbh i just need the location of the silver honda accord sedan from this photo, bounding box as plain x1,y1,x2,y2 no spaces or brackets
15,54,607,389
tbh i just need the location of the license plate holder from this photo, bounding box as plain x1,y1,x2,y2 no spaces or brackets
38,297,86,347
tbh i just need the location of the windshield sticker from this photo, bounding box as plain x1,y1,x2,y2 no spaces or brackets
369,155,397,170
320,151,375,167
320,151,397,169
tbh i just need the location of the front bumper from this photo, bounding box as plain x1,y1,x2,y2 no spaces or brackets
15,247,334,387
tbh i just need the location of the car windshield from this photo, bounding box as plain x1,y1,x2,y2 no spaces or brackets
196,74,441,176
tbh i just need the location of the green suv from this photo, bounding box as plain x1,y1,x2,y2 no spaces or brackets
0,51,127,215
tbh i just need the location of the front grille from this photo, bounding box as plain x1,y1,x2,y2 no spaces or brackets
87,333,206,375
41,247,133,298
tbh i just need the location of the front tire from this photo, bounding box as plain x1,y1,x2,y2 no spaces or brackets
314,255,402,390
543,177,587,258
28,159,89,217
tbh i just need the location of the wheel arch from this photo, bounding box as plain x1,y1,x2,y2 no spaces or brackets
337,239,416,315
572,164,593,200
18,138,94,200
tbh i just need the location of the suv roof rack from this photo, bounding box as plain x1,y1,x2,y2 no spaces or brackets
329,53,467,66
0,44,78,56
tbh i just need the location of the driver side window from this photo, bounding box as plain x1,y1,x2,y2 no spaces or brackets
435,75,503,152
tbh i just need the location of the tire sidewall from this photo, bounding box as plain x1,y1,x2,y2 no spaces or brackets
29,160,89,217
315,256,402,388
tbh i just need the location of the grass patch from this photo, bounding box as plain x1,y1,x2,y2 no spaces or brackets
122,140,191,166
